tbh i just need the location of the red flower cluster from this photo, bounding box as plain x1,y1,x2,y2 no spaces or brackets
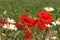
37,11,52,31
18,11,52,30
18,11,52,40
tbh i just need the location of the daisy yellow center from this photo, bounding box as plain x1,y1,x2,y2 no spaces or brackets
7,26,12,30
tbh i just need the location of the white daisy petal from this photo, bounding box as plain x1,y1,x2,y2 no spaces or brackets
49,7,54,11
3,24,8,28
3,11,7,15
56,21,60,25
52,21,56,26
44,7,54,12
11,19,14,21
7,18,11,22
9,24,17,30
45,24,53,27
45,24,50,27
7,18,15,24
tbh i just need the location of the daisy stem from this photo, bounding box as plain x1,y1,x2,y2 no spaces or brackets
13,31,20,40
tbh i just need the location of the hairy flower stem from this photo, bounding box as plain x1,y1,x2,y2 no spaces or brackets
13,31,20,40
0,35,1,40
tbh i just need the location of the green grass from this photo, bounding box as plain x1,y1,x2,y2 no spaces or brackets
0,0,60,20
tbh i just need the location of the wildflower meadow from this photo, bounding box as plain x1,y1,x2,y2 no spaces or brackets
0,0,60,40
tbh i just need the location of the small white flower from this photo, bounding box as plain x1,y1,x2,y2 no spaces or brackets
51,37,56,39
45,24,50,27
2,24,17,30
7,18,15,23
44,7,54,12
56,20,60,25
45,24,53,27
52,21,56,26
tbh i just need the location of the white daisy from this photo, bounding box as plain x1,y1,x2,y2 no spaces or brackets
44,7,54,12
56,20,60,25
7,18,15,24
2,24,17,30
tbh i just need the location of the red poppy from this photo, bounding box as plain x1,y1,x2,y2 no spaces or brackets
30,18,38,27
37,21,46,31
14,22,23,29
19,14,32,27
19,14,38,28
37,11,52,24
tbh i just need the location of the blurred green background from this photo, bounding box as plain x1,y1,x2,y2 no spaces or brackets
0,0,60,20
0,0,60,40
